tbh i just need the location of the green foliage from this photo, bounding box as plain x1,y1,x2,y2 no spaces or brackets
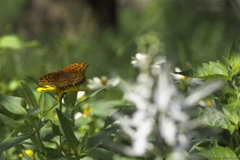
199,146,238,160
0,133,35,153
1,1,240,158
0,35,38,50
176,37,240,159
177,61,229,79
198,107,232,130
226,37,240,74
0,94,27,115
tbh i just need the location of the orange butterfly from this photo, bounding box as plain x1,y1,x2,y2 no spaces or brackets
38,62,90,91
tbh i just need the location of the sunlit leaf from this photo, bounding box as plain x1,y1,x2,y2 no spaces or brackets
198,107,230,130
222,107,239,126
176,61,229,80
0,93,26,115
226,37,240,74
0,35,23,50
199,146,238,160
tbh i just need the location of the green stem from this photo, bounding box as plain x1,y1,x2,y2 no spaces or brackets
59,93,65,153
29,117,46,156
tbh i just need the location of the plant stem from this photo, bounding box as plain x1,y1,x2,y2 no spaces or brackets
59,93,65,153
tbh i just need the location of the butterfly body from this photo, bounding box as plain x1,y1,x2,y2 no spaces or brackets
38,62,89,91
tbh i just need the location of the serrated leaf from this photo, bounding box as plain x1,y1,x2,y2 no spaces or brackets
227,37,240,74
223,107,239,126
177,61,229,80
0,93,27,115
0,132,35,152
0,113,24,130
198,107,230,129
228,125,236,135
20,82,38,108
223,101,240,112
199,146,238,160
56,109,79,153
86,148,114,160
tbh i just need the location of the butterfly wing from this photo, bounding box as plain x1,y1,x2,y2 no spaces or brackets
38,72,60,87
62,62,90,86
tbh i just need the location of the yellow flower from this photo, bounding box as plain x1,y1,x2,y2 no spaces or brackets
74,107,92,119
25,149,34,156
83,107,92,118
37,85,87,99
18,149,34,158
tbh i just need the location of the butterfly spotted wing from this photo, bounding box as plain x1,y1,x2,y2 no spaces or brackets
38,62,90,90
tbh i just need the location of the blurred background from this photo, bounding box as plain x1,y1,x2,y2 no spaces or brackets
0,0,240,95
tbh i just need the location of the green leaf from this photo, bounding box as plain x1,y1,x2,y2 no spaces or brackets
45,147,65,159
50,121,62,136
223,101,240,112
0,93,27,115
86,148,114,160
226,37,240,74
0,113,24,130
198,107,231,130
199,146,238,160
79,132,89,153
223,107,239,126
24,106,41,117
0,35,24,50
20,82,38,108
177,61,229,80
87,125,119,149
64,91,77,108
0,132,35,152
228,125,236,135
40,128,57,141
56,109,79,153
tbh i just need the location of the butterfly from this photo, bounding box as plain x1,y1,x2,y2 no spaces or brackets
38,62,90,91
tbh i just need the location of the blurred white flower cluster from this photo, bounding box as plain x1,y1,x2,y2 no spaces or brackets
116,33,222,159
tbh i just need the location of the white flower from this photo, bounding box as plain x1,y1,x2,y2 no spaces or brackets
77,91,85,99
172,67,203,87
131,53,151,70
74,112,83,120
87,76,119,89
160,117,177,146
151,56,166,68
